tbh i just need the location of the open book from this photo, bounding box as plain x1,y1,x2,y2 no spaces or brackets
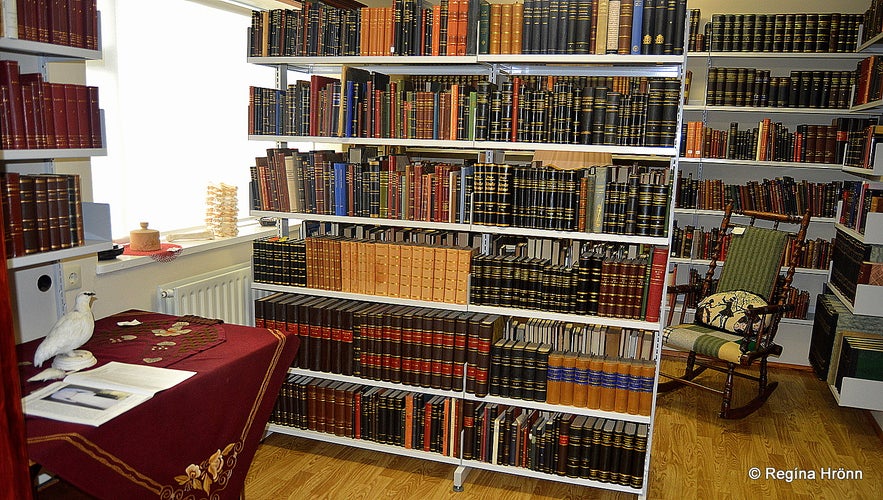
23,361,196,426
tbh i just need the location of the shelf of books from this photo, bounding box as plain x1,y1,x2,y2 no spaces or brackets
0,36,101,61
245,1,691,496
678,157,844,171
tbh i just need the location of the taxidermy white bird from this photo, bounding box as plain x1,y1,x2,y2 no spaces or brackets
33,291,97,368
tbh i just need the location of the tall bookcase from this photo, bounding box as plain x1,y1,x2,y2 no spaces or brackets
245,4,687,498
677,7,873,366
0,4,112,343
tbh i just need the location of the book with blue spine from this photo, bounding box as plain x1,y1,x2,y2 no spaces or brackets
333,162,348,216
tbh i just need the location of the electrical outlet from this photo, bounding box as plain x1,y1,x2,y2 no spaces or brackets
64,264,82,291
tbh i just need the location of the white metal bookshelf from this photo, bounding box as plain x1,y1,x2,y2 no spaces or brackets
248,35,687,497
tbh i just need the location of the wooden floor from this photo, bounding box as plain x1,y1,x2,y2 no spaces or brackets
244,358,883,499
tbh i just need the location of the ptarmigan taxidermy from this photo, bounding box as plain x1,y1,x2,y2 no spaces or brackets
33,291,97,368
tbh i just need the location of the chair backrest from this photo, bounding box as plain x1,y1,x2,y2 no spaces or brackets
716,226,790,301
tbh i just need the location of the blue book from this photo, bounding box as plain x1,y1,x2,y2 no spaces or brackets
631,0,645,55
333,162,348,216
344,80,356,137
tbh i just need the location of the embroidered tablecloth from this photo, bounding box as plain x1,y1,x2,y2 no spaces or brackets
19,310,299,499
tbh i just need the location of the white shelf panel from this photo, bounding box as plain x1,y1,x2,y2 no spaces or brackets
0,147,107,160
252,211,670,245
249,55,479,66
695,106,852,115
858,31,883,53
463,392,651,425
266,424,463,466
248,134,678,156
253,283,469,311
6,240,112,270
687,51,867,61
830,378,883,411
288,368,464,399
0,37,102,60
842,166,883,178
459,459,645,496
828,282,883,318
835,221,883,246
252,211,467,232
673,208,836,223
668,257,829,276
467,304,660,331
850,99,883,113
679,157,842,170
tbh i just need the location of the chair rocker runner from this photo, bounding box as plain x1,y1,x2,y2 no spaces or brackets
659,203,811,419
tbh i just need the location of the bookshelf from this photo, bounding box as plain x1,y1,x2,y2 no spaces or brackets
677,6,876,366
245,2,688,497
1,2,112,342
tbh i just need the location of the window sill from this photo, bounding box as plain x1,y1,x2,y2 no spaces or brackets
95,221,276,275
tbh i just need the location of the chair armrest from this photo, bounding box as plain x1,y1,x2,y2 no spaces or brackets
746,303,795,316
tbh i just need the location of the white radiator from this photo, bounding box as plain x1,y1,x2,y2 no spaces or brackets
156,263,254,325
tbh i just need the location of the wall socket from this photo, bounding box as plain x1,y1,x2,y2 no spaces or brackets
64,264,82,291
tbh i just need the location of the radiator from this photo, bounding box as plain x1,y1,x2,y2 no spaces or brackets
156,263,254,325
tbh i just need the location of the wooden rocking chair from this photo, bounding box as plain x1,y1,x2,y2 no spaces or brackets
659,203,811,419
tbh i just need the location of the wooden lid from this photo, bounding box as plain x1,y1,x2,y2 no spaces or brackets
130,222,160,252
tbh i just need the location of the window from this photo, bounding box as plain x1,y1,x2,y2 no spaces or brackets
87,0,276,238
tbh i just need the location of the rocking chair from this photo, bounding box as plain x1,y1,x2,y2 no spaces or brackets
659,203,811,419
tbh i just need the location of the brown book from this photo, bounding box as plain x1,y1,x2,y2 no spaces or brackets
511,2,524,54
556,414,575,475
613,360,631,413
387,243,402,297
374,242,390,296
419,309,437,388
573,355,591,408
306,380,319,431
587,356,604,409
429,310,446,389
559,353,578,406
65,174,84,245
1,173,25,257
599,357,618,411
31,175,51,253
0,60,26,149
62,83,80,148
546,351,565,405
388,305,405,384
638,361,656,416
489,3,502,54
465,312,483,394
452,311,469,391
475,314,504,397
626,361,643,415
421,245,436,301
333,382,347,436
20,73,47,148
455,247,472,305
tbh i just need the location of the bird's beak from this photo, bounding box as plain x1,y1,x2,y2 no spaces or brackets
84,292,96,296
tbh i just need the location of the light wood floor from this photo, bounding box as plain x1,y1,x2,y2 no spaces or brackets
244,358,883,499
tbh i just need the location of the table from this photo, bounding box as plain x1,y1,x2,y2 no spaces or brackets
18,310,299,499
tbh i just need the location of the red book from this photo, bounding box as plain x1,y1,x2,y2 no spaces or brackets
644,247,669,323
87,86,101,148
0,173,25,257
431,4,442,56
0,60,27,149
62,84,80,148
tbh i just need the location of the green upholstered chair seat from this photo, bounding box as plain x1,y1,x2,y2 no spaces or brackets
663,323,746,364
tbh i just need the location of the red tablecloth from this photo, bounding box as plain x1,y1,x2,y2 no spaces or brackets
19,310,299,499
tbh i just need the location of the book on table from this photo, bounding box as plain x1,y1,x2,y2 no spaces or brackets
22,361,196,427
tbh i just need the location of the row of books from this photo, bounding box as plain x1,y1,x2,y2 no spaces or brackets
845,123,883,170
0,172,84,257
699,12,862,53
674,173,842,219
0,0,99,50
862,0,883,47
830,228,881,305
543,352,654,416
671,223,833,272
470,244,668,322
840,181,883,236
269,376,648,488
463,404,648,487
311,235,472,305
704,68,855,110
247,0,687,58
506,318,653,361
0,60,102,150
252,235,307,288
249,147,672,238
248,74,682,147
270,375,464,457
835,336,883,392
681,120,851,164
254,293,505,396
853,55,883,107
